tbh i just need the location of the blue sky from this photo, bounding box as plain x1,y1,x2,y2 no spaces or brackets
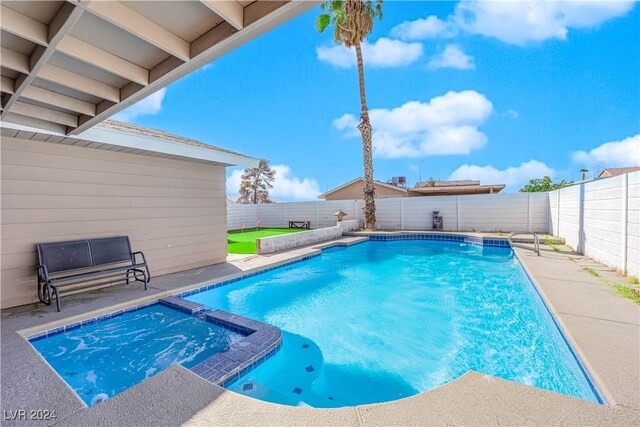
116,1,640,201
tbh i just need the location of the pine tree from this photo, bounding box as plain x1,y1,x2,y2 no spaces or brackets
237,159,276,204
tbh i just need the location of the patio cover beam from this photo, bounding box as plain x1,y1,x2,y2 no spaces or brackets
21,86,96,117
0,0,319,134
70,1,316,135
200,1,245,30
80,1,191,62
1,77,14,94
1,2,84,119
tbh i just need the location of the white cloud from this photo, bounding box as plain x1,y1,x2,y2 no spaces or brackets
333,90,493,159
390,15,457,40
226,164,320,202
449,160,555,188
112,88,167,121
572,134,640,166
454,0,635,45
316,38,423,68
390,1,634,47
428,45,475,70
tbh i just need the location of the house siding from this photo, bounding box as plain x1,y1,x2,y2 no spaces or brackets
1,136,228,308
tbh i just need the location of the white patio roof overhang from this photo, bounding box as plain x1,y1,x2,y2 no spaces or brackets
0,0,317,135
1,120,259,167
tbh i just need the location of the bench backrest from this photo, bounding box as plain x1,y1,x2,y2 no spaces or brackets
89,236,132,265
37,236,133,274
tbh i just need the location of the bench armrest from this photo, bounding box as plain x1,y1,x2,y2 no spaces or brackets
132,251,147,265
37,264,50,282
132,251,151,281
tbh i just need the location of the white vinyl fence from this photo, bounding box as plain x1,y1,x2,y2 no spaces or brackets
228,192,549,233
549,171,639,277
228,171,640,276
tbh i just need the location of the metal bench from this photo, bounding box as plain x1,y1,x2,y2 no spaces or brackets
288,221,310,230
36,236,150,311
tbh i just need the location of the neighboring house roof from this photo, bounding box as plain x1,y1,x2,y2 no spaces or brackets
318,177,408,199
598,167,640,177
415,179,480,188
1,120,258,167
409,184,506,196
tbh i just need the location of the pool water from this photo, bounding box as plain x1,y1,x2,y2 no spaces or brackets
31,305,244,406
186,240,600,407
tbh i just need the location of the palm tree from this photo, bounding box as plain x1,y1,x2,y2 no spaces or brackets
317,0,383,230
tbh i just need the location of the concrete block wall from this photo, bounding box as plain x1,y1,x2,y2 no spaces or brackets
228,200,361,230
549,171,639,276
457,192,548,232
229,172,639,276
228,193,548,233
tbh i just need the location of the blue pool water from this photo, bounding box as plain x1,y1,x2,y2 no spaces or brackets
186,240,600,407
31,305,244,406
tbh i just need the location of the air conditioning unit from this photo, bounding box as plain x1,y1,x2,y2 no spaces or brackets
390,176,407,187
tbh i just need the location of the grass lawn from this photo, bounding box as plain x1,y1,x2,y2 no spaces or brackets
228,227,306,254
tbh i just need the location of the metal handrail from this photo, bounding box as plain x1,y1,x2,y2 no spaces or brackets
507,231,540,256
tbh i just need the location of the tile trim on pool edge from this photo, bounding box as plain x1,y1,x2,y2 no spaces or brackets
177,253,322,298
22,236,607,412
26,295,283,397
26,234,506,341
512,249,607,405
189,310,282,387
21,250,329,340
350,232,511,247
27,301,158,342
178,234,509,301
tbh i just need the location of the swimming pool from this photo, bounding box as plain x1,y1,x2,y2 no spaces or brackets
30,304,244,406
186,239,601,407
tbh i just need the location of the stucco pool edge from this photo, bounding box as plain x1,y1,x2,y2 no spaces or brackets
14,233,623,420
25,300,284,408
511,248,611,406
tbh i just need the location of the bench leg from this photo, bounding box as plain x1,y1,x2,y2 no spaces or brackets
144,264,151,282
38,281,53,307
127,269,148,290
53,286,60,312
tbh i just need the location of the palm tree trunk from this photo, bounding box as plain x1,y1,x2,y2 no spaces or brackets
355,42,376,230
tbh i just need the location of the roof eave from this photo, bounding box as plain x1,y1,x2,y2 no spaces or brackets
1,122,259,167
318,177,409,199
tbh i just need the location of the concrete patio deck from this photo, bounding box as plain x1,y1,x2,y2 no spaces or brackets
1,234,638,426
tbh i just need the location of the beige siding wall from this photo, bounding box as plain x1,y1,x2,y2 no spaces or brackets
1,137,228,308
324,182,407,200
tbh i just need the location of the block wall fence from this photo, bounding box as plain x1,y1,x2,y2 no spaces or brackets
549,171,639,277
228,171,639,277
228,192,549,234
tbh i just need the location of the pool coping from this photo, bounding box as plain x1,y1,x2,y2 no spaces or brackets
8,233,639,425
159,296,283,388
511,248,612,405
26,295,284,408
25,232,598,402
190,310,282,387
16,237,369,340
347,232,510,247
510,249,607,404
